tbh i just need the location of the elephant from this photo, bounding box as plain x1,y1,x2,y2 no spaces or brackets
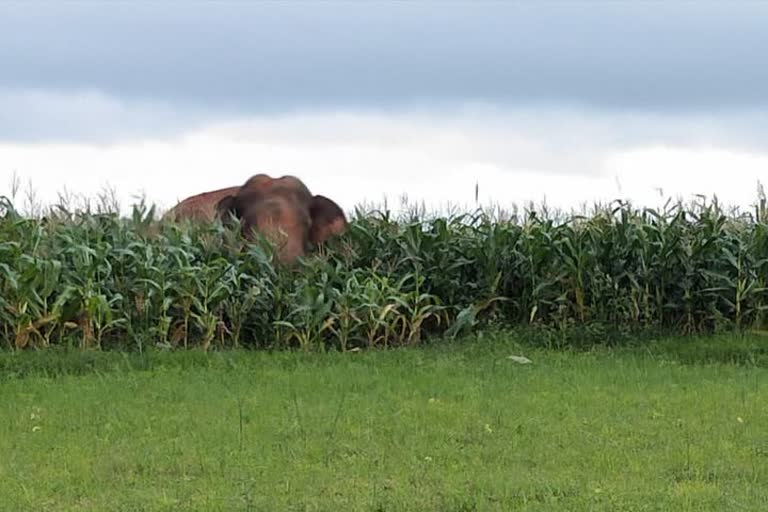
163,186,241,222
166,173,348,264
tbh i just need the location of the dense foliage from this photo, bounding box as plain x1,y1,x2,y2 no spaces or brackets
1,193,767,351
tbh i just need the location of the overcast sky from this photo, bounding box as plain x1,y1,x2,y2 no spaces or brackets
1,1,767,216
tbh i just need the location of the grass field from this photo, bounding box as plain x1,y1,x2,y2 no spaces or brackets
2,331,767,511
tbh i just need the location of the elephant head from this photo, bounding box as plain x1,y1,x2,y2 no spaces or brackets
214,173,348,264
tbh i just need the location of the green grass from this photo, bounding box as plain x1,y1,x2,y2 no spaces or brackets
1,332,768,511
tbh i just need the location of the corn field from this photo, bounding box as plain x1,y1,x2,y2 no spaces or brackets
1,192,767,351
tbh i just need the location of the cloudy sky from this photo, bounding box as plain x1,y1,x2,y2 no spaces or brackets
1,1,767,217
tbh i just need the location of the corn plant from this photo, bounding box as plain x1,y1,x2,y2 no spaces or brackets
2,190,768,352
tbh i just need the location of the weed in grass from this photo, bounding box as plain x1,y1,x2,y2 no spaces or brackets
1,332,767,510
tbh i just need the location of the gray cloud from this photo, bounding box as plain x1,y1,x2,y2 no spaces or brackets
1,1,767,116
0,88,218,143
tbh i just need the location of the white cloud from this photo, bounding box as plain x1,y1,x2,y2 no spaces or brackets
1,103,766,219
603,147,768,208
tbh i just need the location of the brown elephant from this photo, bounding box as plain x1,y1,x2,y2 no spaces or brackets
163,186,241,222
166,173,348,264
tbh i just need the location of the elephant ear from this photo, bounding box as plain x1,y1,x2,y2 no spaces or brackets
309,195,347,245
215,195,239,226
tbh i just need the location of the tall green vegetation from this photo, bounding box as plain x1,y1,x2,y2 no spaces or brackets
1,191,767,351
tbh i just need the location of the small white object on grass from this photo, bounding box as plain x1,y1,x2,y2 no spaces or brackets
507,355,532,364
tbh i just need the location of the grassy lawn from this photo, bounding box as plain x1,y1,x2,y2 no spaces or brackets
1,332,767,511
